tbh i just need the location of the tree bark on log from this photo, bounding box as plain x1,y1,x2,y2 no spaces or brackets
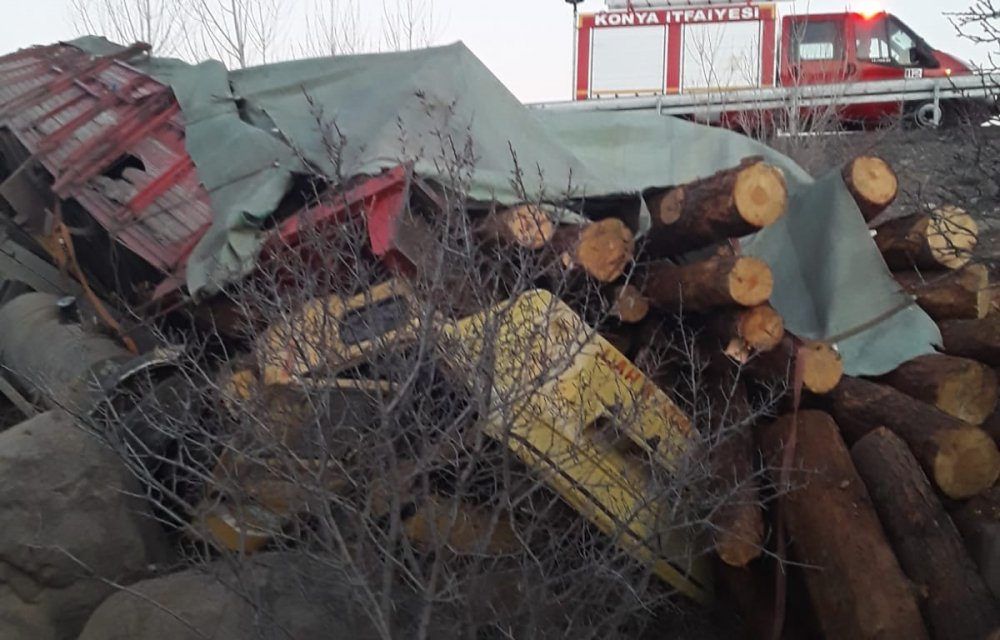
939,315,1000,367
707,380,763,568
475,204,555,250
851,427,1000,640
982,399,1000,444
874,207,978,270
642,158,788,257
709,304,785,360
551,218,635,283
826,376,1000,499
842,155,898,222
641,254,773,313
876,353,999,425
744,335,843,394
895,264,990,321
757,410,930,640
950,486,1000,602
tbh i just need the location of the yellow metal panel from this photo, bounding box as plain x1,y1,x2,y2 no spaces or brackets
256,279,420,385
438,289,711,601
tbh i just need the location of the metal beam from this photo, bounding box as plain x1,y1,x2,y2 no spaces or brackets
529,73,1000,115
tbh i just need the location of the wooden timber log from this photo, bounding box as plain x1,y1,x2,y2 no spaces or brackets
744,335,843,394
851,427,1000,640
610,283,649,324
895,264,990,321
707,380,763,568
641,254,772,313
826,376,1000,499
876,353,999,425
476,204,555,249
709,304,785,360
939,315,1000,367
758,410,930,640
874,206,978,270
950,486,1000,602
842,155,898,221
642,158,788,257
551,218,635,283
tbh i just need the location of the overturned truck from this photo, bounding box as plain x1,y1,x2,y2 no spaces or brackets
0,36,997,639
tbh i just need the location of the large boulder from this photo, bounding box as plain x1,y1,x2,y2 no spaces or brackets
0,410,172,639
78,553,404,640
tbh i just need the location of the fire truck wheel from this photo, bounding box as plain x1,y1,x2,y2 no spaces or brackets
912,101,944,129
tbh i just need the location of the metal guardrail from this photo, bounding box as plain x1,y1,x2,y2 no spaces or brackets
529,73,1000,118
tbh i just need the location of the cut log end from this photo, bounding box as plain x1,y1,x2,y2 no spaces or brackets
612,284,649,324
503,205,555,249
929,206,979,270
879,353,999,425
575,218,635,283
737,305,785,351
844,156,898,221
799,341,844,394
728,256,773,307
876,207,979,271
655,187,685,225
734,162,787,227
716,507,764,568
937,363,998,425
933,427,1000,499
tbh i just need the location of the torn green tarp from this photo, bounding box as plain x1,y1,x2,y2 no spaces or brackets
67,37,940,376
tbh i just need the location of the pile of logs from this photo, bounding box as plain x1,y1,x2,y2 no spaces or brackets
479,153,1000,639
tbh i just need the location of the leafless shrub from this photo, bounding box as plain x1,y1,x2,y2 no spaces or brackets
70,0,186,55
32,96,794,639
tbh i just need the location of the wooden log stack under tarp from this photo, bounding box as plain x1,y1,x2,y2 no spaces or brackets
462,153,1000,638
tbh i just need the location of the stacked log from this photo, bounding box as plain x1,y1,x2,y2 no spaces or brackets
791,156,1000,638
757,411,930,640
851,427,1000,640
842,155,898,221
642,157,788,257
875,206,978,271
136,151,1000,637
315,153,1000,637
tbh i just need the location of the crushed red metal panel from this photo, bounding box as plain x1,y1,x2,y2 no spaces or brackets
0,42,214,295
0,43,441,307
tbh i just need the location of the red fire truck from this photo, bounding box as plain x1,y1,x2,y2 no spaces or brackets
537,0,999,130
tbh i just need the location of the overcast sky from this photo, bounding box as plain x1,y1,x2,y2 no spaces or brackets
1,0,989,103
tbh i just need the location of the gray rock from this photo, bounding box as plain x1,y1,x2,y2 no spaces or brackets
0,410,172,640
78,553,398,640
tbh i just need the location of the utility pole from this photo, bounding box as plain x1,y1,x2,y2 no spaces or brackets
566,0,585,99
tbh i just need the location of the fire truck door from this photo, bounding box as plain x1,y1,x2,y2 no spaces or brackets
852,14,943,81
782,15,855,86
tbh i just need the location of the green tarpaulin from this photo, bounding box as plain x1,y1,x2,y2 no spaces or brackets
70,37,940,376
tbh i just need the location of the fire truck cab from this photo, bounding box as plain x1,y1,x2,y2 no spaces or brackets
782,11,971,87
568,1,988,129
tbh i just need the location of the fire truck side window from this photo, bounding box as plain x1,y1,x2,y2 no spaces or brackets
855,16,891,63
856,15,919,66
790,20,844,62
